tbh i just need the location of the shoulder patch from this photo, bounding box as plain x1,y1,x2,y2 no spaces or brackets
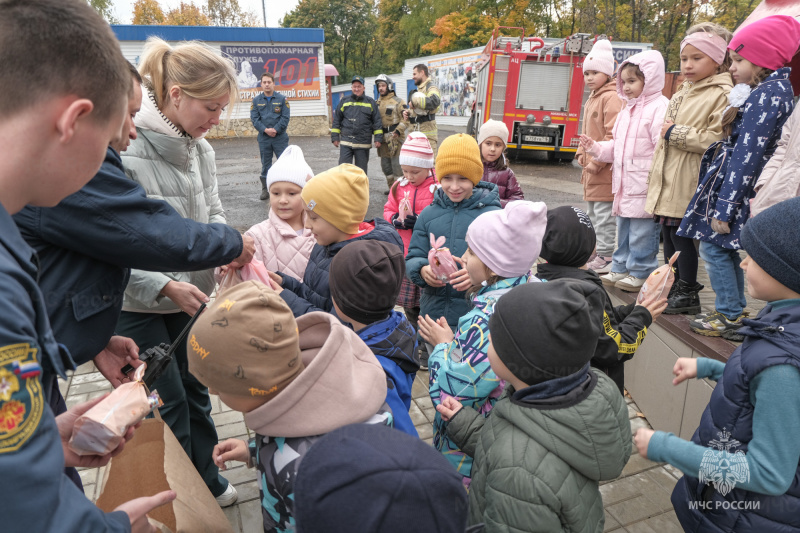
0,344,43,454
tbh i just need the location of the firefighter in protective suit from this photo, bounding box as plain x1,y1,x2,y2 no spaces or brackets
404,64,441,156
375,74,408,193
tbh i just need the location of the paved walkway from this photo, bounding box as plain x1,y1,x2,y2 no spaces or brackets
64,363,684,532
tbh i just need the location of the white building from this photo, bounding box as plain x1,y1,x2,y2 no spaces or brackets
112,25,329,137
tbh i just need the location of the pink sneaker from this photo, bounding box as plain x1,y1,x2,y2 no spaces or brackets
587,255,613,274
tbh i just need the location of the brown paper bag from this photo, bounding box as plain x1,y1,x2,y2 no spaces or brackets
96,418,233,533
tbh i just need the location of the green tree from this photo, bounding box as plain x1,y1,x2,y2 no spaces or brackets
207,0,260,26
283,0,378,79
165,2,211,25
87,0,118,23
132,0,165,24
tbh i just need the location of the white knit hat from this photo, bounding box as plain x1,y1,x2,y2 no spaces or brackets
477,119,509,147
583,39,615,78
267,145,314,189
399,132,434,169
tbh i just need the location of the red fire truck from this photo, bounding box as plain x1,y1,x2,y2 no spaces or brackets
471,27,601,161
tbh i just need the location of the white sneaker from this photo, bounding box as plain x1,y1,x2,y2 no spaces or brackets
615,275,646,292
215,482,238,508
600,272,628,287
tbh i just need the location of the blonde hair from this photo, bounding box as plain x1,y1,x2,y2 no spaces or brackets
686,22,734,73
138,37,238,119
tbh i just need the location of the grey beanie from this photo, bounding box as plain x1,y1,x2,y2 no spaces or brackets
741,196,800,294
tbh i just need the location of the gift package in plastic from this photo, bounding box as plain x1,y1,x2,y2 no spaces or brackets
69,365,161,456
637,252,680,305
398,191,413,220
428,233,459,283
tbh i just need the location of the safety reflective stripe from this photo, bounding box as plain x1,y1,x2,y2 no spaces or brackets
330,128,341,133
374,130,383,135
417,95,426,108
341,102,374,108
603,311,647,355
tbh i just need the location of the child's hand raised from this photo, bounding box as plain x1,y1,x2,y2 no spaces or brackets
637,291,669,322
436,396,464,422
672,357,698,385
418,314,455,346
212,438,250,470
449,257,472,292
579,135,597,154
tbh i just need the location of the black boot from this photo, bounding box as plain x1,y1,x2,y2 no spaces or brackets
663,279,704,315
259,176,269,200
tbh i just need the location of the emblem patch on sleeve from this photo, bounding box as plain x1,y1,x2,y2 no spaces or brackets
0,344,43,454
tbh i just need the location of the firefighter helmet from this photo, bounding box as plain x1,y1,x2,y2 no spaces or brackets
375,74,394,91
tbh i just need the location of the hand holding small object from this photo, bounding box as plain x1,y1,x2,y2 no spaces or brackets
213,438,250,470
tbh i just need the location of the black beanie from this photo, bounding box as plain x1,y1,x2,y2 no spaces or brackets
741,196,800,294
489,279,605,385
294,423,469,533
329,240,405,324
540,206,597,267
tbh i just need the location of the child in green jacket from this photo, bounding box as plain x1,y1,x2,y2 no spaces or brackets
438,280,631,532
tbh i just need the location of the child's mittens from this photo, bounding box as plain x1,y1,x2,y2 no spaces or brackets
403,214,418,229
391,213,405,230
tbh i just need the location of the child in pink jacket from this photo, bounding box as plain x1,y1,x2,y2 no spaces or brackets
244,145,316,281
581,50,669,292
384,132,437,330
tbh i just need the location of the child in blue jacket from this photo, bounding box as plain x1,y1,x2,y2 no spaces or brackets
272,163,403,317
636,195,800,533
330,240,420,437
406,134,502,365
418,201,548,485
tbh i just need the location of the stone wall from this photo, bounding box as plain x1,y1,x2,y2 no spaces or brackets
207,115,329,139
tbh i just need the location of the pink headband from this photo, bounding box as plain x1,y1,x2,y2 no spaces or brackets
680,32,728,65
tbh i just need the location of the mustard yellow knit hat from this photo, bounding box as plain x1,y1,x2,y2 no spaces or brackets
301,164,369,234
435,134,484,185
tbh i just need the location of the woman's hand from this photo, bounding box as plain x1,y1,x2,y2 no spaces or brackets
161,280,209,315
418,314,454,346
420,265,445,288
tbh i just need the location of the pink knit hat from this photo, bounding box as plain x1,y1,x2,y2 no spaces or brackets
399,132,435,169
730,15,800,71
466,201,548,278
583,39,615,78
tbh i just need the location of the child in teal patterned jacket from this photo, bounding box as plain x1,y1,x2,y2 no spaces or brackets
418,201,548,486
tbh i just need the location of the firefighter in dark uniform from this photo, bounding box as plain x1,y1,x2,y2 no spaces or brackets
250,72,291,200
331,75,383,174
